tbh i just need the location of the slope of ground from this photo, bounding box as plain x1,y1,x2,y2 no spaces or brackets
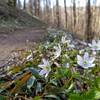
0,2,47,66
0,2,46,28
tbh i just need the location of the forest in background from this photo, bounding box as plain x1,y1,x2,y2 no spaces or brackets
1,0,100,42
15,0,100,42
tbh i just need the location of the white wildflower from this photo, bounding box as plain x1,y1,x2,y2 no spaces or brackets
38,58,51,77
53,44,61,60
88,40,100,51
61,35,68,44
77,52,95,69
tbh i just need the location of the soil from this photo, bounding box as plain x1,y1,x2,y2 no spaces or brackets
0,27,47,66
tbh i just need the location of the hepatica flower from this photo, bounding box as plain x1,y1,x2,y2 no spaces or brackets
53,44,61,60
61,35,68,44
38,58,51,77
77,52,95,69
88,40,100,51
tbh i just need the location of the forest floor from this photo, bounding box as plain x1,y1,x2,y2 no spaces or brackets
0,2,47,66
0,27,47,66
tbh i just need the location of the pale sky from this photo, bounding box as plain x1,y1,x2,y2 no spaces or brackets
20,0,100,7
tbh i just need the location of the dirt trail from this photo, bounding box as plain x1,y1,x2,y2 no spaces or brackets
0,27,47,66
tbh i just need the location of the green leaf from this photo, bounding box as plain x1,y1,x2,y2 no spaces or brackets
36,82,42,93
69,89,95,100
94,77,100,89
0,96,6,100
28,68,40,78
33,96,41,100
69,93,82,100
27,76,36,89
0,89,4,93
95,90,100,99
44,94,61,100
49,79,58,86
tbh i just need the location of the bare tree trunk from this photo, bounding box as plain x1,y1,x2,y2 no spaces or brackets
85,0,93,42
45,0,51,24
77,0,80,25
64,0,67,29
56,0,60,28
70,3,73,32
73,0,76,28
34,0,37,16
23,0,26,10
46,0,49,23
33,0,40,17
29,0,33,16
93,0,97,33
37,0,40,17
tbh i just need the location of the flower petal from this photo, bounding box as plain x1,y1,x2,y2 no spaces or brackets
89,64,95,67
38,64,45,68
77,62,83,67
92,40,96,45
88,43,92,47
83,52,89,60
89,57,95,63
77,55,82,61
42,58,47,64
45,72,49,78
39,70,47,76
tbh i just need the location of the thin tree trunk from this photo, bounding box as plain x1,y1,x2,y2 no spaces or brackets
34,0,37,16
73,0,76,27
56,0,60,28
45,0,51,24
33,0,40,17
93,0,97,33
23,0,26,10
37,0,40,17
71,1,73,32
64,0,67,29
85,0,93,42
29,0,33,16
